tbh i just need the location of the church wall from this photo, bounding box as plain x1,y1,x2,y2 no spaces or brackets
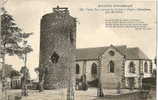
85,60,98,82
124,59,152,88
125,77,139,88
76,60,99,82
124,60,140,88
100,47,124,89
75,61,84,79
142,60,152,78
125,60,140,77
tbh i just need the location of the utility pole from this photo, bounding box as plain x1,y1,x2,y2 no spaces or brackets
67,53,75,100
97,57,104,97
66,38,75,100
0,1,2,99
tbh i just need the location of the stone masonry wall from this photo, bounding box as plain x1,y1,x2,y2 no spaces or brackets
39,8,76,89
100,47,124,89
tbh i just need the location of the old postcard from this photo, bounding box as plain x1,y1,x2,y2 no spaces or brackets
0,0,156,100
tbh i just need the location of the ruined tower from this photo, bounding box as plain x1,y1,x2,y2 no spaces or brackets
39,6,76,89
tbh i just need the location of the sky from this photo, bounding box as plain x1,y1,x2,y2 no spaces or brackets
3,0,156,79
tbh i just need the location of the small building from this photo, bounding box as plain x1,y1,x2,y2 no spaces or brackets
11,76,22,89
76,45,153,89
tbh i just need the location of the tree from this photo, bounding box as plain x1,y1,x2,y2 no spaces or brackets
10,70,21,78
1,7,33,57
1,7,33,97
0,64,20,88
0,64,15,78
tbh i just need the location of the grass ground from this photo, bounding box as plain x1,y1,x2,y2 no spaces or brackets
6,88,156,100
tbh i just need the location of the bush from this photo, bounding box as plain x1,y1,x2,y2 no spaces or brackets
87,79,98,87
142,78,156,90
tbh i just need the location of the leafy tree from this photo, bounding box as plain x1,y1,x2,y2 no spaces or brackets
0,64,14,78
0,64,20,87
10,70,21,78
1,7,33,80
1,7,33,96
0,64,20,78
1,7,33,58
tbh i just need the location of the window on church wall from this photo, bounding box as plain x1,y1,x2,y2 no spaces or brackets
109,61,114,73
91,63,97,75
129,62,135,73
144,62,148,73
76,64,80,74
108,50,115,56
149,61,152,73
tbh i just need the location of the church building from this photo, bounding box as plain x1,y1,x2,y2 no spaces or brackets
76,45,153,89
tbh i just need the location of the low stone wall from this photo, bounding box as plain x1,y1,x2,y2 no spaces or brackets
8,95,22,100
97,91,149,100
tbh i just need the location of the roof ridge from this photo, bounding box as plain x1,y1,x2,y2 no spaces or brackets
126,47,149,59
127,47,139,49
77,46,106,50
77,45,127,50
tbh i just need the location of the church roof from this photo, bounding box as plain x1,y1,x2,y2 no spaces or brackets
76,45,149,60
126,47,149,60
76,47,106,60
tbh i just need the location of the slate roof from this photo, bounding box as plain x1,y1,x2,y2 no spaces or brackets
76,45,149,60
76,47,106,60
126,47,149,59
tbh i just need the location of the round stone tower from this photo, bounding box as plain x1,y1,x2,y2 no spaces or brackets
39,6,76,89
